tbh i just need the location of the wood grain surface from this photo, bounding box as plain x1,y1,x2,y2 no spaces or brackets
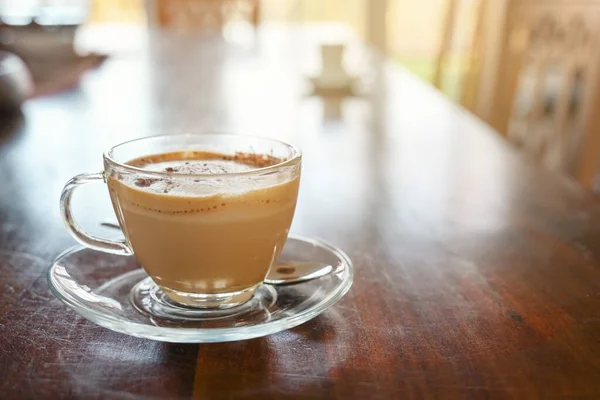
1,26,600,399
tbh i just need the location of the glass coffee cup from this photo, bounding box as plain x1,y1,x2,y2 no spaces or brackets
60,134,301,309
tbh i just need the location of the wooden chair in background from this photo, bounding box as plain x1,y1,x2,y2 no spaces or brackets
433,0,458,90
439,0,600,189
150,0,260,33
433,0,485,102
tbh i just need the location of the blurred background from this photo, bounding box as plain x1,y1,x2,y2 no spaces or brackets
1,0,599,191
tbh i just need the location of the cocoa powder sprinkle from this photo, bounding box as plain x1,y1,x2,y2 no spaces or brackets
134,178,156,187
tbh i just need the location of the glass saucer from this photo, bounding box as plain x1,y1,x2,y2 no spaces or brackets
47,234,353,343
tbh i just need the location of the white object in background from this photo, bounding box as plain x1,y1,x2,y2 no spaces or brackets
312,43,356,92
320,44,348,86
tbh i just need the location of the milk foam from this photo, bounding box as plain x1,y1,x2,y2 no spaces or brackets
123,159,284,197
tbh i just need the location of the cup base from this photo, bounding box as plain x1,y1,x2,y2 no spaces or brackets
130,277,277,321
160,284,259,309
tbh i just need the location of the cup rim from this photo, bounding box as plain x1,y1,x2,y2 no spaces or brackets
103,133,302,178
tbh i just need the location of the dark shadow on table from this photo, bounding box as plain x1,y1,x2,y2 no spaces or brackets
190,313,347,399
288,313,339,344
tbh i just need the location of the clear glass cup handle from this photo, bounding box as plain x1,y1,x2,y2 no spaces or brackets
60,172,133,256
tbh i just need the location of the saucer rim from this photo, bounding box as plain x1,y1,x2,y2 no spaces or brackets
47,233,354,343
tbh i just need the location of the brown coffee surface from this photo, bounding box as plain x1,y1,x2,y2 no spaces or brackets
108,151,299,300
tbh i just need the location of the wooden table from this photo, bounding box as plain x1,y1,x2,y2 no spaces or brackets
2,26,600,399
